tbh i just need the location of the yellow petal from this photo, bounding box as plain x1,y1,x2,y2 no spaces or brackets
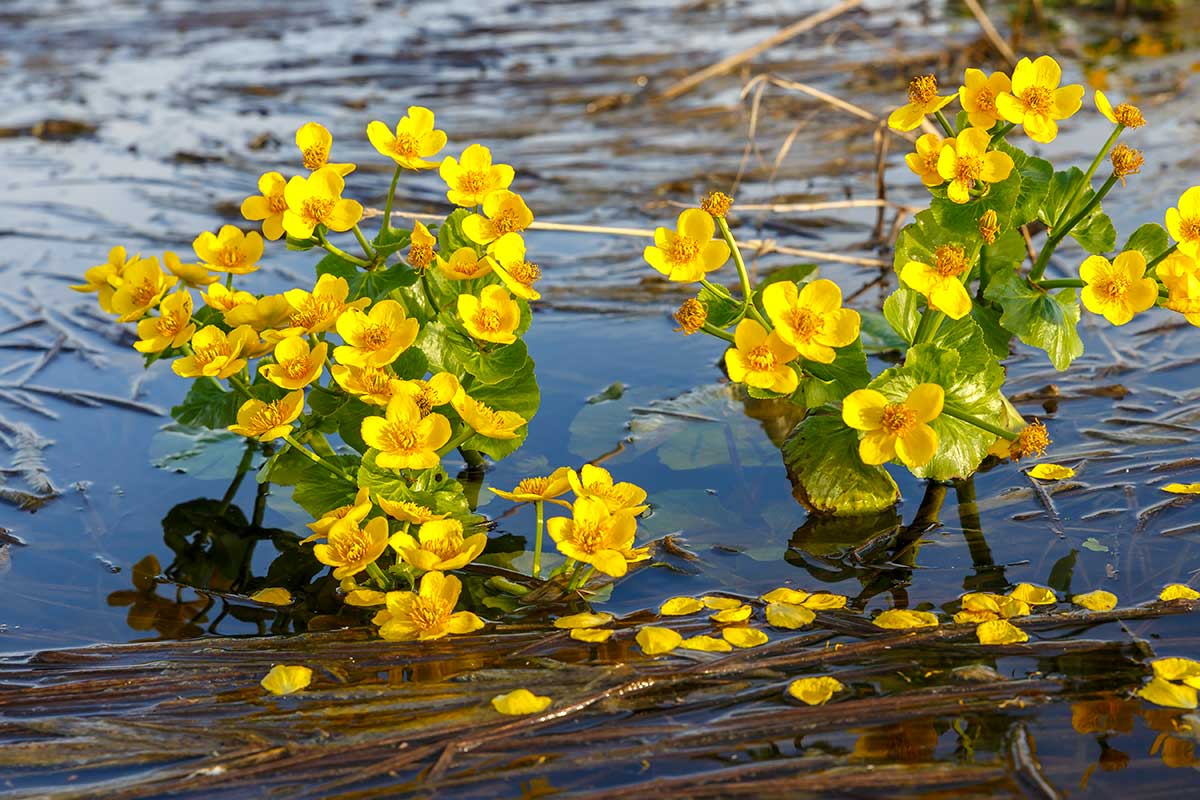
660,596,705,616
801,593,848,610
711,604,753,623
722,627,769,648
570,628,614,643
636,626,683,655
491,688,553,715
260,664,313,695
873,609,939,629
1163,483,1200,495
787,676,845,705
554,611,614,629
1160,583,1200,601
1009,583,1057,605
1028,463,1075,480
1151,657,1200,682
679,634,733,653
1137,676,1199,710
765,602,816,629
761,587,809,605
249,588,293,606
976,619,1028,645
701,595,743,610
1073,590,1117,612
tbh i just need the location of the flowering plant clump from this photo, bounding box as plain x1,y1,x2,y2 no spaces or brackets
650,55,1195,515
76,111,650,637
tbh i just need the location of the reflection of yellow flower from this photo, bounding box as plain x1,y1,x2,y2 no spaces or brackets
451,390,527,440
437,247,493,280
439,144,514,207
724,319,799,395
282,166,363,240
887,74,955,132
900,244,973,320
904,133,948,186
304,487,372,539
959,68,1011,129
458,285,521,344
163,250,217,288
390,518,487,571
643,208,730,283
172,325,257,379
240,171,290,240
377,497,447,525
361,395,451,470
295,122,355,175
331,365,399,407
392,373,460,417
762,279,860,364
1166,186,1200,259
366,106,446,170
995,55,1084,143
334,299,420,367
228,391,305,441
373,571,484,641
314,516,389,580
853,721,940,762
464,190,534,244
548,496,646,577
134,290,195,353
567,464,648,514
936,127,1014,204
490,467,572,503
261,336,327,390
842,383,943,468
1079,251,1157,326
1095,90,1146,128
1071,698,1136,735
192,225,264,275
110,256,178,322
486,233,541,300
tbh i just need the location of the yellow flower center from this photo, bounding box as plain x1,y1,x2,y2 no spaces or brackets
302,197,335,224
423,530,464,562
571,521,606,554
880,402,917,436
155,314,180,337
953,154,983,186
1099,274,1130,300
215,246,244,269
700,191,734,218
1012,421,1051,460
787,307,824,343
359,322,392,351
922,151,940,175
450,258,485,278
1020,86,1053,116
249,399,290,432
515,476,552,495
391,132,420,158
907,74,939,106
130,279,159,307
409,243,433,270
974,87,996,114
746,344,776,371
1178,217,1200,243
474,308,502,333
934,245,968,278
458,170,489,196
290,294,342,330
415,386,437,416
1110,144,1144,181
408,594,451,632
491,207,523,234
302,146,328,170
507,261,541,286
358,368,393,396
328,531,369,565
281,355,312,380
674,298,707,335
1113,103,1146,128
665,236,700,266
380,421,421,453
193,341,232,366
268,193,289,214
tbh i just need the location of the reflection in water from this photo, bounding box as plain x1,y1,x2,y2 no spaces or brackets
852,720,941,763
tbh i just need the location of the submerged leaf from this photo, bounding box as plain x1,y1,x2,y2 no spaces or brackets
261,665,313,695
491,688,552,715
787,676,845,705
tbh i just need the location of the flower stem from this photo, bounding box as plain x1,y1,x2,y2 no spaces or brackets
1036,278,1084,290
701,322,735,343
934,110,955,137
912,309,946,344
420,273,441,314
942,403,1018,441
699,278,733,299
1147,242,1180,271
351,224,375,261
567,564,596,592
316,231,370,267
282,434,355,481
1029,173,1119,282
436,425,476,457
532,500,545,579
1055,123,1124,229
716,217,771,329
381,165,402,236
365,561,392,591
992,121,1015,139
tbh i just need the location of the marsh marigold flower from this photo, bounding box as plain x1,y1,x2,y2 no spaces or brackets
458,285,521,345
71,245,133,311
959,68,1012,129
389,518,487,572
843,383,944,468
223,293,292,332
452,389,527,440
701,191,733,218
1011,420,1051,460
547,496,647,577
192,225,264,275
314,516,389,580
372,570,484,641
240,171,291,241
1095,90,1146,128
762,279,860,364
304,487,372,540
437,247,493,280
163,251,217,288
408,220,436,271
282,166,364,240
280,274,368,337
440,144,514,207
1110,143,1144,184
567,464,648,514
1158,252,1200,326
463,190,533,244
334,299,420,367
937,127,1014,204
201,283,255,314
366,106,446,170
724,318,799,395
673,297,707,335
331,364,400,406
133,290,195,353
644,208,730,283
888,74,955,132
260,335,327,390
172,324,257,379
1079,250,1157,326
978,209,1000,244
392,373,460,417
490,466,572,504
486,233,541,300
1166,186,1200,259
228,391,305,441
110,256,178,322
904,133,948,187
296,122,354,176
900,244,974,320
995,55,1084,143
361,394,451,470
377,497,448,525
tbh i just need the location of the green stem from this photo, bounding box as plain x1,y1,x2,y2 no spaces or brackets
381,165,402,236
224,273,234,290
1036,279,1084,290
351,224,375,260
699,278,733,299
701,322,735,343
1147,242,1180,271
567,564,596,592
1055,124,1124,229
933,110,955,137
420,273,441,314
365,561,392,591
532,500,545,579
316,232,370,267
942,403,1018,441
436,425,475,457
716,218,771,329
1029,174,1120,282
992,121,1015,139
912,309,946,344
282,434,354,481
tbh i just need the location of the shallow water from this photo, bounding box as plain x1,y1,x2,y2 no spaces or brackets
3,0,1200,795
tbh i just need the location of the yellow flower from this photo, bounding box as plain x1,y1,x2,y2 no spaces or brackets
389,518,487,571
1138,676,1198,710
553,611,614,629
486,233,541,300
249,588,292,606
163,251,217,288
679,635,732,653
765,602,815,629
700,191,734,219
464,190,534,244
1163,482,1200,495
133,290,195,353
959,68,1012,129
295,122,355,175
1009,583,1057,605
636,626,682,655
566,464,648,514
174,324,256,377
110,256,178,322
1160,584,1200,602
490,467,572,503
842,383,943,468
1157,252,1200,326
1073,590,1117,611
724,318,799,395
201,283,256,314
240,171,290,240
1094,90,1146,128
223,294,292,332
1079,251,1157,326
995,55,1084,143
192,225,264,275
458,285,522,344
723,627,768,648
260,336,327,390
1166,186,1200,259
643,208,730,283
313,516,389,580
788,676,845,705
366,106,446,170
334,299,420,367
260,665,312,695
281,274,368,336
227,391,305,441
437,247,493,281
674,297,707,335
491,688,552,715
372,571,484,641
979,209,1001,244
936,127,1014,204
377,497,448,525
408,220,437,271
440,144,514,207
547,496,644,577
1028,463,1075,480
451,390,527,440
304,487,372,539
362,394,451,471
873,609,939,629
660,596,705,616
72,245,134,311
282,166,363,240
762,279,860,364
976,619,1028,645
391,373,460,417
900,244,973,320
904,133,948,186
331,365,400,406
887,74,955,132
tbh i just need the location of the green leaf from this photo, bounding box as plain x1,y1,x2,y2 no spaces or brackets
798,338,870,407
286,234,318,251
150,425,249,480
781,413,899,516
357,453,476,520
893,209,982,277
883,286,921,344
359,263,420,300
315,251,358,282
1124,222,1169,266
292,469,360,520
970,301,1012,359
858,310,906,353
372,225,411,256
984,271,1083,370
1039,167,1116,254
758,263,818,291
994,140,1052,228
979,228,1027,296
171,378,239,429
697,283,742,329
460,358,540,460
390,346,429,380
437,208,474,255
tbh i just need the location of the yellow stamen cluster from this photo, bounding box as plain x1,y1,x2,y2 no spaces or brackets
933,245,968,278
248,399,293,432
880,403,917,436
409,242,433,270
907,75,939,106
673,298,707,335
666,237,700,266
701,191,733,219
507,260,541,286
978,210,1000,244
473,307,503,333
301,146,327,170
1113,103,1146,128
746,344,776,371
1020,85,1053,116
1011,421,1051,460
1110,144,1144,183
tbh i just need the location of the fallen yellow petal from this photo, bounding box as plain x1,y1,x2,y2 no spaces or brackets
637,626,683,655
722,627,769,648
761,587,809,605
802,593,848,610
249,588,292,606
1008,583,1057,605
569,627,614,643
765,602,816,629
701,595,743,610
1028,463,1075,480
1073,590,1117,612
260,664,313,695
710,604,753,624
1160,583,1200,601
679,634,733,653
1151,657,1200,683
660,596,705,616
873,609,939,629
976,619,1028,645
344,588,388,606
787,676,845,705
1162,482,1200,495
491,688,552,715
554,611,614,629
1137,676,1199,710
